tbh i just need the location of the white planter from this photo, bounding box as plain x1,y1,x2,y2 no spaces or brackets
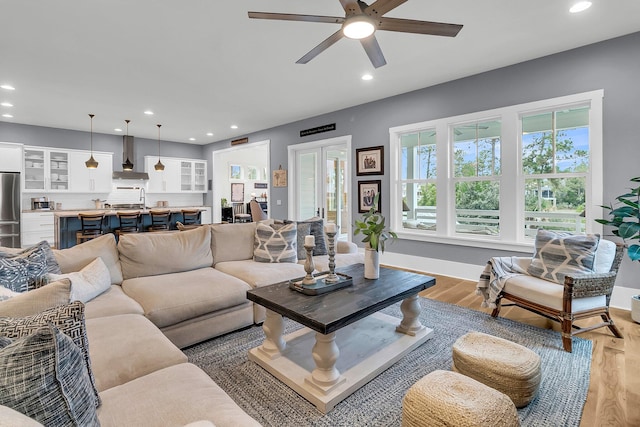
632,295,640,324
364,247,380,279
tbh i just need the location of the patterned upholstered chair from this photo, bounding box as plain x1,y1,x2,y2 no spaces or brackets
484,231,624,352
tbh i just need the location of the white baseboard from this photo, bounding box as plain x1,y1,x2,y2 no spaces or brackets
379,251,636,311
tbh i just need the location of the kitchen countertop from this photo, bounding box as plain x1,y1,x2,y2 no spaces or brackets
25,206,208,217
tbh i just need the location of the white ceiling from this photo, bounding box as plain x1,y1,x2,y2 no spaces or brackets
1,1,640,145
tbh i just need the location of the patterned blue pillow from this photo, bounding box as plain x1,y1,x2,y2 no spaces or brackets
527,229,600,284
254,223,298,263
0,301,100,408
0,324,99,426
0,241,61,293
286,217,328,256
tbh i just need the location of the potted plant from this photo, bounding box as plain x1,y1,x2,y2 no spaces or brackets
354,193,397,279
221,198,228,208
596,176,640,322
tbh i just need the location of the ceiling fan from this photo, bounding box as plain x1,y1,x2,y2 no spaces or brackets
248,0,463,68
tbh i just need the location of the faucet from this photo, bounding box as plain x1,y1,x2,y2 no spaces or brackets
139,187,146,209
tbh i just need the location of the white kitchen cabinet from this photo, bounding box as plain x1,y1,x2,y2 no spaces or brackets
67,151,113,193
23,147,70,192
0,142,23,172
146,157,205,193
21,212,55,248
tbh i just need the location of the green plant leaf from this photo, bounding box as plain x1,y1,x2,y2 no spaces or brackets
628,244,640,261
618,222,640,239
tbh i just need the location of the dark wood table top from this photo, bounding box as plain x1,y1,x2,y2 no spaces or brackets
246,263,436,334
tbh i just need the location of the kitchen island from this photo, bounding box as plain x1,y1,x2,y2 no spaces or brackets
53,206,208,249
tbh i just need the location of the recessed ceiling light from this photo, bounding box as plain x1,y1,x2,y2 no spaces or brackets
189,137,196,141
144,110,154,115
231,125,238,129
0,85,15,91
114,128,123,132
570,1,592,13
362,74,373,81
1,102,13,107
2,114,13,118
206,132,214,137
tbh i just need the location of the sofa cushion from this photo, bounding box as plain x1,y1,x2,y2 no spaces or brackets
121,268,251,328
527,229,600,284
86,314,187,392
503,274,606,312
48,257,111,303
254,222,298,263
0,241,57,292
210,222,257,264
0,301,100,407
118,226,212,279
84,285,144,319
215,259,306,289
54,233,123,285
97,363,261,427
0,278,71,317
593,238,617,273
0,325,99,427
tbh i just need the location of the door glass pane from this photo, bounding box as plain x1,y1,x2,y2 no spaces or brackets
325,148,347,238
298,152,317,219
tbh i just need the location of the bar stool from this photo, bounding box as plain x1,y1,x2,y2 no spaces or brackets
181,209,201,226
115,211,142,238
76,212,107,244
148,209,172,232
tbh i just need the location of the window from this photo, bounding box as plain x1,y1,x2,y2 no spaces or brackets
390,90,603,250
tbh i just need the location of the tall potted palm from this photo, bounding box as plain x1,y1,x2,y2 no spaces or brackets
354,193,397,279
596,176,640,322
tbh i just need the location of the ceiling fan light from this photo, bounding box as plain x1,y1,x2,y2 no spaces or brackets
343,16,375,39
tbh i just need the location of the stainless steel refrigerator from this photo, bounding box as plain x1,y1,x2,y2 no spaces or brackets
0,172,20,248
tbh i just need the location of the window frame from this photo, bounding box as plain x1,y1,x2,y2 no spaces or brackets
389,90,604,252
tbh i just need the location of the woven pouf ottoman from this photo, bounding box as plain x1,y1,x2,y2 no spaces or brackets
402,370,519,427
452,332,541,408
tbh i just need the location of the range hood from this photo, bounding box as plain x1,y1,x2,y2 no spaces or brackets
113,135,149,180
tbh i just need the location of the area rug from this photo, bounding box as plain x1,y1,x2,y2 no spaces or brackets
185,298,592,426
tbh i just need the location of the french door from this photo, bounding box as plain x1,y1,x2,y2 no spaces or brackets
288,136,351,239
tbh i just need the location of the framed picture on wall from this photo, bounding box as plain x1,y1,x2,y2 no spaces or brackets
231,183,244,202
358,180,381,213
356,146,384,176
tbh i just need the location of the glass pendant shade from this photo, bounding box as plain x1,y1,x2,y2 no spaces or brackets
85,113,99,169
154,123,165,171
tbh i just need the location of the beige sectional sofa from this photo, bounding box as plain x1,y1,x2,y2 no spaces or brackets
1,220,362,426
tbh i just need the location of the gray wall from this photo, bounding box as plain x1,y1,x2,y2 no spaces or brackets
203,31,640,287
0,122,205,172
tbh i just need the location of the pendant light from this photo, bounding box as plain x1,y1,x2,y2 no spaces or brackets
122,119,134,171
85,113,99,169
154,124,165,171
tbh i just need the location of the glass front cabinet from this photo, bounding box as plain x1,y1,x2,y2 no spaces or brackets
24,148,69,192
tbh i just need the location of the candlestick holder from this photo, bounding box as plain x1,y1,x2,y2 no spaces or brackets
324,227,340,284
302,243,317,286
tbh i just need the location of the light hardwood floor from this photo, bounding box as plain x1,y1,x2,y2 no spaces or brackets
414,272,640,427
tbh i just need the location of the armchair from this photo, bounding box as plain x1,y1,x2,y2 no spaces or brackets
485,238,624,352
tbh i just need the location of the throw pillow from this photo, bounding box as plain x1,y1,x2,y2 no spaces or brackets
48,257,111,303
254,222,298,263
287,217,328,256
0,324,100,426
527,229,600,284
0,278,71,317
0,301,100,408
0,241,60,293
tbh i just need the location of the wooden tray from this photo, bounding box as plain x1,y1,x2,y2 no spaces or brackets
288,271,353,295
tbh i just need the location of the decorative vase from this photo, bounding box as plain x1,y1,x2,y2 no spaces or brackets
364,247,380,279
632,295,640,324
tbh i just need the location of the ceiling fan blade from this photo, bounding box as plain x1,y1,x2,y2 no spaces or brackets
377,17,463,37
248,12,344,25
338,0,363,15
360,35,387,68
365,0,408,17
296,29,345,64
